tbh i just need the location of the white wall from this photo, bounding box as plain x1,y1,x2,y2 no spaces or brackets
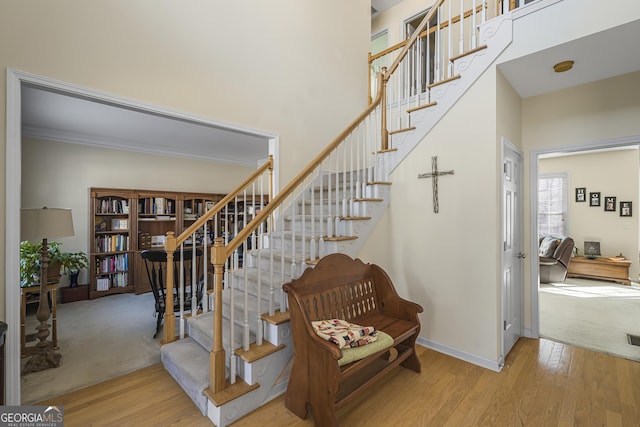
21,138,255,285
359,64,502,364
539,149,640,279
0,0,370,318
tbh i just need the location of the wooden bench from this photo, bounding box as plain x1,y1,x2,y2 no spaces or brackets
283,253,423,426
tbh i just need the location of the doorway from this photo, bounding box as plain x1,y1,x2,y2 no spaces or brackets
5,69,277,404
529,136,640,342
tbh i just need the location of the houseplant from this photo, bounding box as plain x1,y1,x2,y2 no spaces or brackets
20,241,88,288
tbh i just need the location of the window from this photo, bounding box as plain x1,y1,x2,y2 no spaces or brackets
538,173,568,237
404,10,438,92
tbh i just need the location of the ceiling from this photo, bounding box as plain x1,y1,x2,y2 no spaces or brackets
21,85,271,167
20,9,640,164
497,18,640,98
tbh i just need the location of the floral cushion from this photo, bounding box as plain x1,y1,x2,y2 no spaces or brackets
312,319,377,348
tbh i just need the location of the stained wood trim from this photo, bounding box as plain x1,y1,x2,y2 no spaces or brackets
427,74,461,89
205,378,260,406
407,102,437,114
354,198,384,202
262,310,290,325
389,127,416,135
449,44,488,62
377,148,398,153
235,341,285,363
324,236,358,242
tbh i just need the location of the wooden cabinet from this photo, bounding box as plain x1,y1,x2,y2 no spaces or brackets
90,188,226,298
181,193,224,242
90,189,134,299
567,256,631,285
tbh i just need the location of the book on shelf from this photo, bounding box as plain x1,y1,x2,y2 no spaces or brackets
156,215,171,220
96,277,110,291
111,218,128,230
155,197,165,215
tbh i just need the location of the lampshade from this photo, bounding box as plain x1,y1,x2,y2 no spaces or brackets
21,207,75,242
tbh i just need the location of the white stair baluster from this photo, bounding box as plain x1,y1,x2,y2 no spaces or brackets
460,0,465,55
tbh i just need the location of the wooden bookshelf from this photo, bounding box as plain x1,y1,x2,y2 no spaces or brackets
90,188,135,300
90,187,261,298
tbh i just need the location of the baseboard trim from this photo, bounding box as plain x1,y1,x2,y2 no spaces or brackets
417,337,502,372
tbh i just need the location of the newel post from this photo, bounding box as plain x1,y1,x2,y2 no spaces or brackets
380,67,389,151
210,237,227,393
164,231,177,343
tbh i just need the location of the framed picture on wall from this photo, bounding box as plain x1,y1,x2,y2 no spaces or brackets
589,192,601,207
575,187,586,202
604,196,616,212
620,201,632,217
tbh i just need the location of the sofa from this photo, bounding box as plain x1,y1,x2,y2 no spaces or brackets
539,236,575,283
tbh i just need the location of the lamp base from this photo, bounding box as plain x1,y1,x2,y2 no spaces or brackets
22,342,61,375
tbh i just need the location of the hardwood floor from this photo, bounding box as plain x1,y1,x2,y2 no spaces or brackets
40,338,640,426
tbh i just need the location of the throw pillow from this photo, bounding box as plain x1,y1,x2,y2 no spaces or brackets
539,237,561,257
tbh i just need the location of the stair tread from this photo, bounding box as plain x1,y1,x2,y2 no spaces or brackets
235,340,285,363
205,377,260,407
262,310,290,325
324,235,358,241
407,101,437,114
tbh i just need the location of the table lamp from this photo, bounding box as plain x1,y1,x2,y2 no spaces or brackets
21,207,74,374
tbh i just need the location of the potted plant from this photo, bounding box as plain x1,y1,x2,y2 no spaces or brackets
20,241,88,288
57,249,89,288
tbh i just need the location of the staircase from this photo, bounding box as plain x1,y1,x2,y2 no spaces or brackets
157,2,515,425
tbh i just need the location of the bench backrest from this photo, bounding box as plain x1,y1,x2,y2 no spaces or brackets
284,254,382,322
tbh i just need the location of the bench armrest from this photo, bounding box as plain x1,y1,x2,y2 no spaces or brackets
372,265,424,320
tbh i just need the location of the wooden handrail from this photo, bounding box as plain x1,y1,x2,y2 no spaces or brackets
162,155,272,345
369,4,487,64
173,155,274,247
217,72,385,261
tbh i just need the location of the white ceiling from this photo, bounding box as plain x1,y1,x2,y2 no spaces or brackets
497,18,640,98
21,85,271,166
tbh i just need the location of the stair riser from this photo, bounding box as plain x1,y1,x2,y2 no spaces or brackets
265,236,321,256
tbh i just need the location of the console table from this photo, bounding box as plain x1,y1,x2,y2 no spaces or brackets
567,256,631,285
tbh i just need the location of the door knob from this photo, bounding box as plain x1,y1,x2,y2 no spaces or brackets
517,253,527,259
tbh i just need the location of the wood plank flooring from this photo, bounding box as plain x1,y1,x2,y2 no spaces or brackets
39,338,640,426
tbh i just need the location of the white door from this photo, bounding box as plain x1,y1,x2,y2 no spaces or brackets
502,142,524,358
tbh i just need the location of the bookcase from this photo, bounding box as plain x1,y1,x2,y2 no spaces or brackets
90,189,134,300
181,193,225,242
90,187,256,298
133,190,180,295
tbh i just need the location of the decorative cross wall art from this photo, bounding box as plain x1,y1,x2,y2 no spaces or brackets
418,156,454,213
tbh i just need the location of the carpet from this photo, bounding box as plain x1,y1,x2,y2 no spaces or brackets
539,278,640,362
21,292,161,404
